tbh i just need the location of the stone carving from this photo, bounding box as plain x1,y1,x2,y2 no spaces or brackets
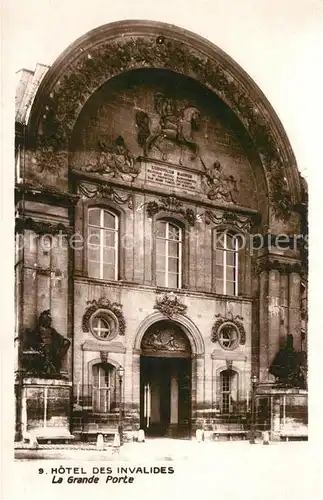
34,147,68,175
32,33,293,217
201,159,238,203
145,195,196,226
269,334,307,388
100,351,109,364
22,310,70,378
141,328,187,352
205,210,251,232
256,259,303,276
135,93,200,165
15,217,72,236
211,312,246,346
154,292,187,318
82,297,126,336
77,182,133,209
82,136,140,181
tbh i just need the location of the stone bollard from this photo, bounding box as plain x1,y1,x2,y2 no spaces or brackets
113,432,121,447
262,431,270,445
138,429,145,443
96,433,104,450
29,434,39,449
196,429,204,443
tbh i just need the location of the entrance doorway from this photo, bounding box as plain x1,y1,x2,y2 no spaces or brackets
140,321,192,438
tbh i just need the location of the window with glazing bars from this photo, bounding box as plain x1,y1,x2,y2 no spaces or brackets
156,221,182,288
213,230,239,295
87,208,118,280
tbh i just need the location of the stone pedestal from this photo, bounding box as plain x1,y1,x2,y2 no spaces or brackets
21,378,74,441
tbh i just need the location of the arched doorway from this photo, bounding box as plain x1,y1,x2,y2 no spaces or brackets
140,320,192,438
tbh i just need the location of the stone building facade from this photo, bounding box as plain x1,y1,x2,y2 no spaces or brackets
15,21,308,441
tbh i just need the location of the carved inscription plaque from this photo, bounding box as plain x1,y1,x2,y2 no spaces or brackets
146,163,200,193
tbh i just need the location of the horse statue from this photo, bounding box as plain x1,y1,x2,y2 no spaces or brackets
135,93,200,165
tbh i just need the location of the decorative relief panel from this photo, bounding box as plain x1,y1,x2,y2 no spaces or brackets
211,312,246,348
255,259,303,276
153,292,187,318
79,135,141,181
15,217,72,236
201,159,238,203
135,93,200,165
145,196,196,226
31,32,294,217
82,297,126,336
142,329,187,353
77,182,133,208
205,210,252,232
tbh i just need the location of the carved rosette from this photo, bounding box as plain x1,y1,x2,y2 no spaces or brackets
146,196,196,226
154,292,187,318
82,297,126,335
33,33,293,218
211,312,246,345
77,182,133,209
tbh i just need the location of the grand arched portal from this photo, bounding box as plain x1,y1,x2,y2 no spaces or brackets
140,320,192,437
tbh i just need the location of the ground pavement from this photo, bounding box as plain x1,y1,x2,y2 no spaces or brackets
14,437,308,461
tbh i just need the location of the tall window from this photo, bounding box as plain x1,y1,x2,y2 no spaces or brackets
219,369,238,414
156,220,182,288
92,363,116,413
213,230,239,295
220,370,232,414
87,208,118,280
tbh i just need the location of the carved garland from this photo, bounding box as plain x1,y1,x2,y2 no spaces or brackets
82,297,126,335
146,196,196,226
34,35,293,218
211,313,246,345
154,293,187,318
205,210,252,232
255,260,304,276
77,182,133,208
15,217,72,236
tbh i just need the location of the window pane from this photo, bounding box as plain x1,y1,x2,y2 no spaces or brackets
102,264,115,280
168,273,178,288
88,245,100,262
103,211,116,229
226,234,235,250
156,239,166,256
168,224,180,241
156,254,166,271
226,281,235,296
216,279,224,294
168,257,179,273
88,261,100,279
226,251,235,266
88,227,100,246
103,247,115,265
214,231,224,249
104,229,115,247
88,208,101,226
226,267,235,281
168,241,179,258
215,264,223,278
215,249,224,264
156,272,166,287
156,221,166,238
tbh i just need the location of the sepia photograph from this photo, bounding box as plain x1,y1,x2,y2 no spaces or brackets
2,0,323,498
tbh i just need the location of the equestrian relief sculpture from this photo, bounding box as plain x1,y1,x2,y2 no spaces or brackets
135,93,200,165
